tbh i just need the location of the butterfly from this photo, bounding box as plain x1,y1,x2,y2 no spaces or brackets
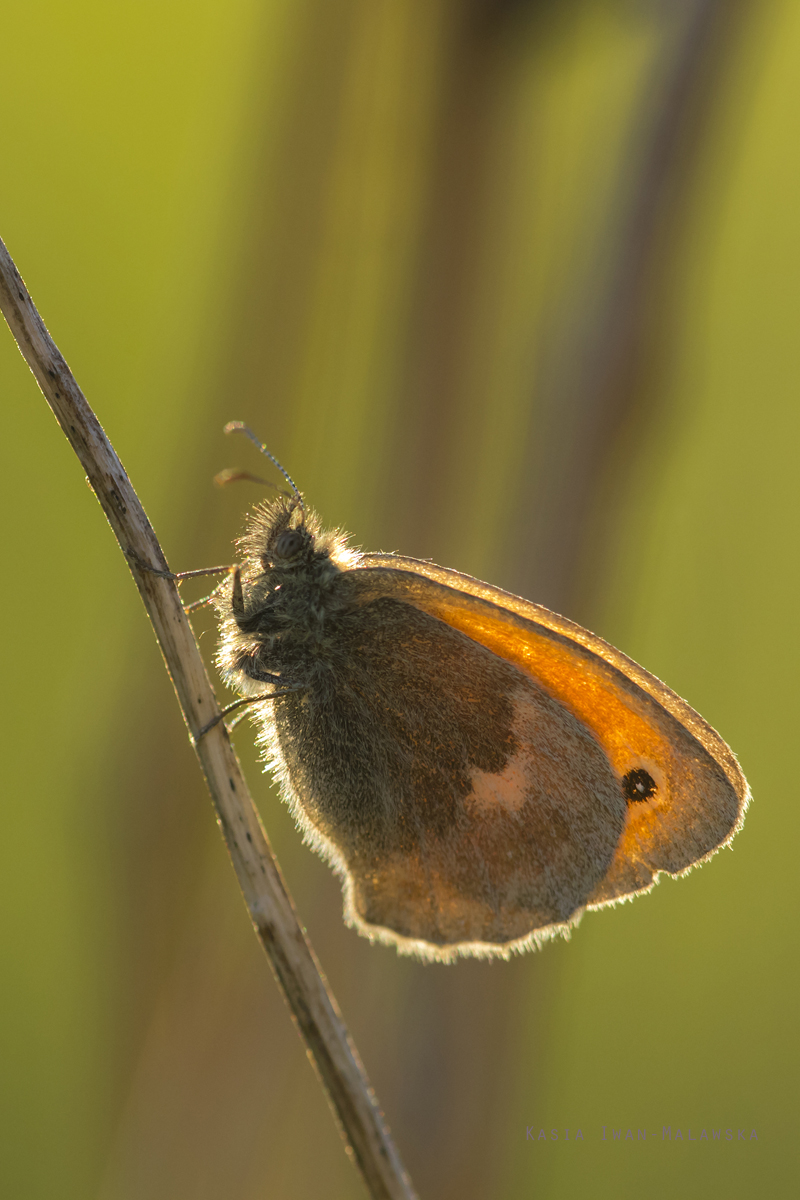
213,425,749,961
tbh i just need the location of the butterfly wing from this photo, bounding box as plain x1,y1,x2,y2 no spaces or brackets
350,556,748,924
267,585,630,958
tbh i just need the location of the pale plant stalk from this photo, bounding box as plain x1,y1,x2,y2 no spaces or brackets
0,236,416,1200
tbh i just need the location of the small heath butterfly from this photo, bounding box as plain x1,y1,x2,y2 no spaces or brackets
215,425,749,961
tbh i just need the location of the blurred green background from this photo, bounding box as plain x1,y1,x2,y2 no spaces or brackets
1,1,797,1197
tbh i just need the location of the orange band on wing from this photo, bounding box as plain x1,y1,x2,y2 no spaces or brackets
421,597,665,778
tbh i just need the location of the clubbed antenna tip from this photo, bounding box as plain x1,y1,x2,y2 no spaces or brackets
223,421,305,518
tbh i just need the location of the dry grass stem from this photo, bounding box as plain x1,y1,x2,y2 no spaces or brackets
0,235,416,1200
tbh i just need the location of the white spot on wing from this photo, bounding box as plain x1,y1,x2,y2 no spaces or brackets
467,751,531,816
466,692,540,817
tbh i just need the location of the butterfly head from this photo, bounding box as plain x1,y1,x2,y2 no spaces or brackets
255,497,314,570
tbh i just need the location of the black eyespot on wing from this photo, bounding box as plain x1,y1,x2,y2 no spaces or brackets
622,767,658,804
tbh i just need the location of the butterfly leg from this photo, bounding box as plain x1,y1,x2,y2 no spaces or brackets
126,548,236,611
184,574,234,612
196,687,301,740
195,654,303,739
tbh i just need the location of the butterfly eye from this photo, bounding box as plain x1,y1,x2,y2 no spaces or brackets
622,768,658,804
275,529,305,559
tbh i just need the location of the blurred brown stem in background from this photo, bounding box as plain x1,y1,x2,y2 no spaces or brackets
506,0,752,616
0,237,416,1200
388,0,751,617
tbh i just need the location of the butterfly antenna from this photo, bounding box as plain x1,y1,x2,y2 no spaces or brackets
213,468,291,500
223,422,305,520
